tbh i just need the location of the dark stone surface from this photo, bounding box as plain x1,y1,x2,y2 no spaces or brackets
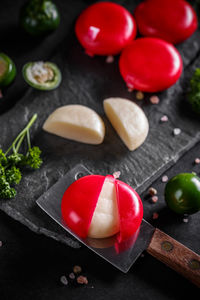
0,1,200,299
1,0,200,248
0,0,87,114
0,139,199,300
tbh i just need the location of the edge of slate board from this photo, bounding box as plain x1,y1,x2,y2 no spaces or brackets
1,1,200,248
0,134,199,249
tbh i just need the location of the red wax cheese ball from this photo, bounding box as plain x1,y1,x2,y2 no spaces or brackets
134,0,198,45
61,175,143,243
119,37,183,93
75,2,137,56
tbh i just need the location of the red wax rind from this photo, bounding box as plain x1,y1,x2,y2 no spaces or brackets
61,175,106,238
115,227,140,254
119,37,183,92
115,180,143,243
61,175,143,242
134,0,198,45
75,1,137,56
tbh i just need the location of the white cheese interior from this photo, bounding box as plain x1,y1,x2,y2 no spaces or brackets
26,62,48,85
103,97,149,151
88,177,120,238
43,105,105,144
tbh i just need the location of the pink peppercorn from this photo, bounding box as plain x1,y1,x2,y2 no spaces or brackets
77,276,88,285
152,212,159,219
150,95,160,104
162,175,168,183
152,196,158,203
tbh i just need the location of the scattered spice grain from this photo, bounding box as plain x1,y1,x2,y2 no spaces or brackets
148,187,157,196
160,115,168,122
106,55,114,63
173,128,181,136
195,158,200,164
77,275,88,285
150,95,160,104
162,175,168,183
183,217,189,223
152,196,158,203
113,171,121,179
69,273,75,280
60,275,68,286
136,91,144,100
73,265,82,274
152,212,159,219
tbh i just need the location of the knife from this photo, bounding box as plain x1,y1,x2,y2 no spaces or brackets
36,164,200,287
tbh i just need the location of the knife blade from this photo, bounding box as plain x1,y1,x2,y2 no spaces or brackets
36,164,200,287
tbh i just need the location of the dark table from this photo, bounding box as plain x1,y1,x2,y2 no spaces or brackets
0,1,199,299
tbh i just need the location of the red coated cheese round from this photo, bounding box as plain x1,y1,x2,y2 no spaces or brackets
75,2,137,56
134,0,198,45
61,175,143,242
119,37,183,92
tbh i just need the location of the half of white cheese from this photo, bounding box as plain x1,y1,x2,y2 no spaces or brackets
103,97,149,151
88,176,120,239
43,105,105,145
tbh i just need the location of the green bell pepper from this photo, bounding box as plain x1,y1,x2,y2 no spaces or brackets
20,0,60,36
165,173,200,214
0,53,16,88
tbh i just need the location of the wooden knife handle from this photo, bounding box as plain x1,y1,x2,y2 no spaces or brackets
147,228,200,287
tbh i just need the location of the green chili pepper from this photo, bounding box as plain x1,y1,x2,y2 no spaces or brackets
165,173,200,215
22,61,61,90
20,0,60,36
0,53,16,88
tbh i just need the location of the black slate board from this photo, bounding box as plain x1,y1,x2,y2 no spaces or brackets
0,0,200,248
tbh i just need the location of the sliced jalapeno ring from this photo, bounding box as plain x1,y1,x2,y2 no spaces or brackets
22,61,61,90
0,53,16,88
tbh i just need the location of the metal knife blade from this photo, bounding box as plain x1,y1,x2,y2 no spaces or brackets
37,165,200,286
36,164,155,273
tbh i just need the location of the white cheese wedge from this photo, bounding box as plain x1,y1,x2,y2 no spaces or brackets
103,98,149,151
43,105,105,144
88,177,120,238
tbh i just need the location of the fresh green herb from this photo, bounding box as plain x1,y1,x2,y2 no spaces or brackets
0,149,7,165
22,147,42,170
188,68,200,114
0,114,42,199
0,164,5,176
5,166,22,185
0,176,16,199
7,153,24,166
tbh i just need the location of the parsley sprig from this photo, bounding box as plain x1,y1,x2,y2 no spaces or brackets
188,68,200,114
0,114,42,199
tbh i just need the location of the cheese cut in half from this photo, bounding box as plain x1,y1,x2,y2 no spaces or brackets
88,176,120,238
61,174,143,241
43,105,105,144
103,98,149,151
